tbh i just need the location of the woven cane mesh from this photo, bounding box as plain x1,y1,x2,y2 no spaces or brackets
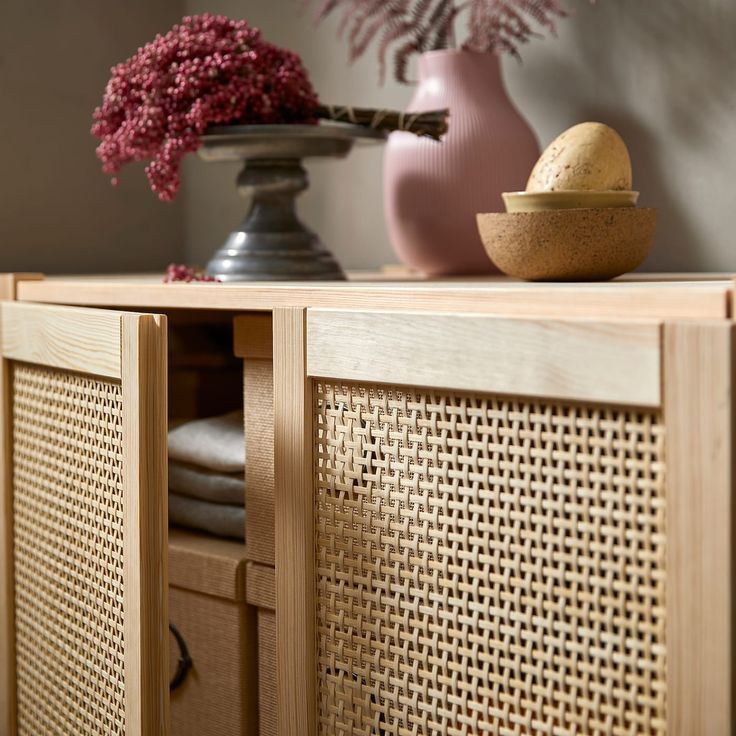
12,363,127,735
315,382,667,736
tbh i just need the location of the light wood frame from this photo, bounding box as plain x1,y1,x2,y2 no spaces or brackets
0,278,41,736
272,308,734,736
14,274,734,321
0,301,169,736
664,322,735,734
0,301,123,378
273,308,315,736
306,309,662,407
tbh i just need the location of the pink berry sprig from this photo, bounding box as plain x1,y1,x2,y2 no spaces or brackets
92,14,320,201
164,263,221,283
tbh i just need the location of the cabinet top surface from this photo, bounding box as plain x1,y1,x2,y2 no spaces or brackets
12,272,736,320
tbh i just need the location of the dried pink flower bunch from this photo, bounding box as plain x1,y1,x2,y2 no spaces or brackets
163,263,220,282
92,14,319,201
307,0,583,83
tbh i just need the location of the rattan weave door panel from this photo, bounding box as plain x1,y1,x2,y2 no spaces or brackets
13,365,127,734
314,381,667,736
0,302,168,736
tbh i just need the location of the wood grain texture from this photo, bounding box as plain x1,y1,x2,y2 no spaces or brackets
273,308,315,736
168,528,247,602
122,313,170,736
308,309,662,407
0,301,123,378
0,274,43,302
664,322,735,735
246,562,276,611
0,273,41,736
244,359,275,566
15,276,732,321
234,314,273,359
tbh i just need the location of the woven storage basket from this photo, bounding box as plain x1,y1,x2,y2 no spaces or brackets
168,528,257,736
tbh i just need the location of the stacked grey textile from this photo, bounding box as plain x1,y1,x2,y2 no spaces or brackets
168,411,245,540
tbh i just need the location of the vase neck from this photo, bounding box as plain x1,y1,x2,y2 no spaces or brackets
417,50,503,90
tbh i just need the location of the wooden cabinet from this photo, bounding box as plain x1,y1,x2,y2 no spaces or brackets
1,274,735,736
273,308,734,736
0,302,168,736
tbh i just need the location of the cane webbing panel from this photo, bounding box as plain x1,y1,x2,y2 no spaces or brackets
12,363,126,735
315,382,667,736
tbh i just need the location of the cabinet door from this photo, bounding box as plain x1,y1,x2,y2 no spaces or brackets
273,308,733,736
0,302,168,736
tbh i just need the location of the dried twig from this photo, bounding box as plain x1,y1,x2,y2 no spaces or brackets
317,104,449,140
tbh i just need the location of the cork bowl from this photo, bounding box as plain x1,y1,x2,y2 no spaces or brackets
476,207,657,281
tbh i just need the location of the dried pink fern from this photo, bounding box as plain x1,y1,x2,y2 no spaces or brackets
305,0,580,83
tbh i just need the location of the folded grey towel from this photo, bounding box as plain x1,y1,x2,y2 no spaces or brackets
168,493,245,541
169,461,245,505
168,411,244,473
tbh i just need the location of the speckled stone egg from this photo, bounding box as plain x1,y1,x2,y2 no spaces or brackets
526,122,633,192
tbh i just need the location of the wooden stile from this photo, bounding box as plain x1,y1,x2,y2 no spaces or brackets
0,275,43,735
121,313,169,735
273,308,315,736
664,322,735,734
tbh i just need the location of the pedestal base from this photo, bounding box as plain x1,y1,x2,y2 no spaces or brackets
199,125,384,282
206,230,345,282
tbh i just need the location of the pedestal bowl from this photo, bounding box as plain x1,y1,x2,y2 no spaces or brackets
199,123,385,282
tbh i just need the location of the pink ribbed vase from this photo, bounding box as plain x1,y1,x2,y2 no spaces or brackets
384,50,539,275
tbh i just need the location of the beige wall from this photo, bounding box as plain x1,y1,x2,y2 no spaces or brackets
0,0,184,274
185,0,736,273
504,0,736,272
3,1,734,274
